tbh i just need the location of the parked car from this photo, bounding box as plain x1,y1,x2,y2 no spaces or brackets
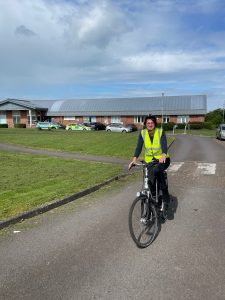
36,122,66,130
89,122,106,130
81,122,106,130
106,123,132,133
65,124,91,131
216,124,225,140
126,123,138,131
50,123,62,129
36,122,52,130
82,122,92,128
56,123,66,129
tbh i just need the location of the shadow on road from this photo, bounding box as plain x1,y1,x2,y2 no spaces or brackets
167,194,178,221
154,194,178,242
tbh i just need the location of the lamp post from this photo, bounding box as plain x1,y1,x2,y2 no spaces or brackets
161,92,164,128
29,110,32,128
223,101,225,123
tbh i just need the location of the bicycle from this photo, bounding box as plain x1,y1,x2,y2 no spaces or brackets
128,159,168,248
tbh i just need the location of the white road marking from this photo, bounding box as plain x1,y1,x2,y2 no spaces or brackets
197,163,216,175
168,162,217,175
168,162,184,172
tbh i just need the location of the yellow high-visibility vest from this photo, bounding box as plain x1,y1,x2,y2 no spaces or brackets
141,128,170,163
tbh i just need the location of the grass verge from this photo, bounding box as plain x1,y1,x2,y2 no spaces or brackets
170,128,216,137
0,151,122,220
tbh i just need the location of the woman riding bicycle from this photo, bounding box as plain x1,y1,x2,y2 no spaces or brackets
128,114,171,209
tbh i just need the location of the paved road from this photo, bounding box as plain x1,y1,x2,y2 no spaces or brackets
0,135,225,300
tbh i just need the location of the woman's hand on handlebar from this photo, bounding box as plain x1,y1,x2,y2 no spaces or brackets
159,154,166,163
128,157,138,170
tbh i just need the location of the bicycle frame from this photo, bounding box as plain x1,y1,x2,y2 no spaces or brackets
135,160,160,204
134,159,168,214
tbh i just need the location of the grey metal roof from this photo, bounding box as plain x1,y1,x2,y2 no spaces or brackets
31,95,207,116
0,99,47,110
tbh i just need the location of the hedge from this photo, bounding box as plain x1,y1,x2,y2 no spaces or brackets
203,121,214,130
176,124,186,129
162,122,176,131
14,123,26,128
189,123,203,130
0,124,8,128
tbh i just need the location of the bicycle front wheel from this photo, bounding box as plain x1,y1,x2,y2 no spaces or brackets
128,196,158,248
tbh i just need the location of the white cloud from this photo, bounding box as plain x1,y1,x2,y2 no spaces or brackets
0,0,225,110
123,51,225,73
77,1,129,47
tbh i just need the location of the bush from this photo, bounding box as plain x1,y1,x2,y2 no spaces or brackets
205,109,223,126
14,123,26,128
189,123,203,130
162,122,176,131
0,124,8,128
203,121,214,130
176,124,186,129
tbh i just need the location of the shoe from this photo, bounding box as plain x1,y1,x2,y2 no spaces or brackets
165,202,169,212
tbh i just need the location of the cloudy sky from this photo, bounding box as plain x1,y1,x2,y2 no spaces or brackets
1,0,225,111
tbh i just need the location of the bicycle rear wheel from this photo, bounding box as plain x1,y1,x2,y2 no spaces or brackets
128,196,158,248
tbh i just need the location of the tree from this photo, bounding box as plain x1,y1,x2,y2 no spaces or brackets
205,109,223,126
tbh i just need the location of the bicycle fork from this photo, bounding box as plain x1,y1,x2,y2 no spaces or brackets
140,197,154,224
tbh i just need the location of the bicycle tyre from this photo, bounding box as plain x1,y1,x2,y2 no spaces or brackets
128,196,158,248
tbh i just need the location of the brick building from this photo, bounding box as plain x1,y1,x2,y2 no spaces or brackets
0,95,207,128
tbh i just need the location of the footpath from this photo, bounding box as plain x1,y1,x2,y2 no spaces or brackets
0,143,129,166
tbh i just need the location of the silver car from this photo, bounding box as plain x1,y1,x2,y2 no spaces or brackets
216,124,225,140
106,123,132,133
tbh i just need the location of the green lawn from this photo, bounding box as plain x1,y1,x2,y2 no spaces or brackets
0,151,122,220
0,129,139,158
171,128,216,137
187,129,216,137
0,128,174,158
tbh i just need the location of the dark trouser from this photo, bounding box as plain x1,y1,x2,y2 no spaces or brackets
147,158,171,203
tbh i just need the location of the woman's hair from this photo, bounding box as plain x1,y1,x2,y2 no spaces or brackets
144,114,157,126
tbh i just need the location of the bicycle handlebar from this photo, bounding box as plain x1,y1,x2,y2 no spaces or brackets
129,159,159,170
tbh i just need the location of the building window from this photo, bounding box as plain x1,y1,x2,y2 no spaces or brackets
83,117,90,122
111,116,121,123
0,111,6,124
27,110,36,125
134,116,144,123
177,115,189,124
104,117,108,124
163,116,170,123
64,117,75,121
90,117,96,122
12,111,21,124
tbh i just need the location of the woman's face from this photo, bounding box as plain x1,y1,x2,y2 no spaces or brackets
146,119,155,131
